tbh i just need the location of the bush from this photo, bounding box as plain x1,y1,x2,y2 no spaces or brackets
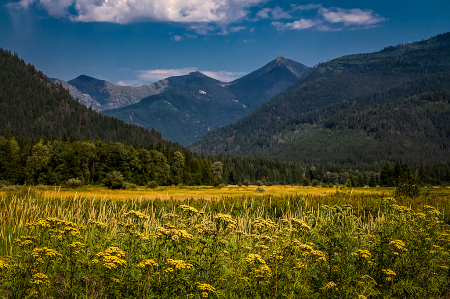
243,179,251,187
103,171,125,189
146,181,159,189
36,184,48,190
237,182,243,187
255,186,265,192
66,178,83,189
126,183,137,190
311,179,319,187
302,178,310,186
394,170,420,197
266,182,273,186
255,180,263,186
0,180,11,188
177,183,184,189
218,183,225,188
1,186,15,191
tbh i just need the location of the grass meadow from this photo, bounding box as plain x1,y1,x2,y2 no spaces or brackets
0,185,449,298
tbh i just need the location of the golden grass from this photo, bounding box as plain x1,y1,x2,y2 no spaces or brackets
3,185,445,201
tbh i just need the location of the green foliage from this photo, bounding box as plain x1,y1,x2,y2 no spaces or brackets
35,184,47,190
212,161,223,182
395,170,421,197
146,181,159,189
368,175,377,187
103,171,125,189
302,178,311,186
255,186,265,192
255,180,263,186
311,179,319,187
66,178,83,189
126,183,138,190
243,179,251,187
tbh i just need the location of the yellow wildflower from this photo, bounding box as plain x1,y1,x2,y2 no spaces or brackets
196,282,216,293
0,260,11,271
325,281,338,290
138,259,159,268
166,259,194,270
245,253,266,265
382,269,396,281
30,273,50,285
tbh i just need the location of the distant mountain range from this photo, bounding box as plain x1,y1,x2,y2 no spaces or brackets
53,57,310,145
190,32,450,165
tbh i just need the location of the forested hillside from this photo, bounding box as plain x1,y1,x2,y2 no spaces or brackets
191,33,450,163
0,48,176,147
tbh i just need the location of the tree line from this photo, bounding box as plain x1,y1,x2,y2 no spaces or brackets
1,135,449,188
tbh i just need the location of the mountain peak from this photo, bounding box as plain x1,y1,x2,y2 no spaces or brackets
275,56,287,62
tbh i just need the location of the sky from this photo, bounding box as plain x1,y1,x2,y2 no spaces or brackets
1,0,449,86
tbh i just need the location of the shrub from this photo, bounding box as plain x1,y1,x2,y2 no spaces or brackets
394,170,420,197
243,179,251,187
36,184,48,190
0,180,11,188
1,186,15,191
266,182,273,186
146,181,159,189
255,186,265,192
177,183,184,189
213,181,221,187
237,181,243,187
311,179,319,187
126,183,138,190
218,183,225,188
302,178,310,186
255,180,263,186
103,171,125,189
66,178,83,189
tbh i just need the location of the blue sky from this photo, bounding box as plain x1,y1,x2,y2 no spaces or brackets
1,0,449,86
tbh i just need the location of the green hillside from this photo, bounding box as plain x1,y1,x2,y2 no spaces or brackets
0,48,176,147
191,32,450,163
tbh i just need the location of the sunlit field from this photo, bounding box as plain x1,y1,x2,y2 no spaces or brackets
0,187,449,298
2,184,449,201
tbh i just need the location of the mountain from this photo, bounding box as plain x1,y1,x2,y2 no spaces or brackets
103,58,309,145
285,91,450,165
190,32,450,163
0,48,177,147
67,75,165,110
225,56,310,109
50,78,102,110
104,72,249,145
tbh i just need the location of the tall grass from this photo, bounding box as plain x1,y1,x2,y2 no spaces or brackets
0,191,449,298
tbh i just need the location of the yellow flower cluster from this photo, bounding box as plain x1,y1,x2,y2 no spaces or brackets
31,247,62,259
351,249,372,259
290,218,311,230
294,242,326,262
95,247,127,269
88,220,107,230
253,264,271,278
325,281,338,290
166,259,194,270
382,269,396,281
123,210,150,221
214,213,237,227
196,282,216,293
161,213,179,220
14,236,37,247
389,240,408,253
28,217,77,230
245,253,266,265
0,260,11,271
156,227,194,241
179,205,199,215
138,259,159,268
252,217,276,232
30,273,50,285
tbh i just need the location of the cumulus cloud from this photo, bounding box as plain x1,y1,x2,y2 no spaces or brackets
134,67,245,83
271,4,386,31
116,80,145,87
256,6,291,20
7,0,267,34
172,35,182,41
320,7,386,26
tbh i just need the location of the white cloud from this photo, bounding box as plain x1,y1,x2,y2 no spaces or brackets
256,6,291,20
116,80,145,87
272,19,316,30
136,67,198,82
172,35,182,41
320,7,386,26
201,70,246,82
271,4,386,31
8,0,268,34
134,67,246,83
